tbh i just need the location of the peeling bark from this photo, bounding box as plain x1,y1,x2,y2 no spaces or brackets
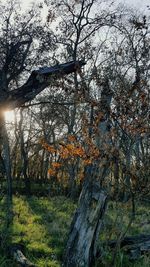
64,172,107,267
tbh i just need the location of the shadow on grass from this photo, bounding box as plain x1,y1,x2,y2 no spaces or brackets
24,196,76,265
0,196,16,267
0,195,73,267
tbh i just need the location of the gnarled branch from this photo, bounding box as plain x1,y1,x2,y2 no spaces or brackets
0,60,85,110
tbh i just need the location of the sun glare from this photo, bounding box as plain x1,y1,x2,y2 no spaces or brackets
4,110,15,123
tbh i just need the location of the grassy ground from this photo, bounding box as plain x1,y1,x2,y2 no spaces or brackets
97,200,150,267
0,196,149,267
0,196,76,267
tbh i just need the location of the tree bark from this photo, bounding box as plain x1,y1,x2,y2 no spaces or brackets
64,168,107,267
64,79,113,267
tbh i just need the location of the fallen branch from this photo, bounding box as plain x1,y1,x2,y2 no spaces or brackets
105,234,150,260
10,244,36,267
107,234,150,248
125,240,150,260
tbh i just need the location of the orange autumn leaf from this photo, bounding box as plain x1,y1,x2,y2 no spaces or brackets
47,146,56,153
59,147,69,159
52,162,62,168
68,135,76,142
72,147,85,157
66,144,75,151
48,168,56,176
83,159,92,165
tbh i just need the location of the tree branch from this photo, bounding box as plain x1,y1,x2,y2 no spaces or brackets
0,60,85,110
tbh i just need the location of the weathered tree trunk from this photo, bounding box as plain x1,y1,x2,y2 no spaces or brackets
64,79,113,267
64,169,107,267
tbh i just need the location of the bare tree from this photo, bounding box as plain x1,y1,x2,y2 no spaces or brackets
0,0,85,203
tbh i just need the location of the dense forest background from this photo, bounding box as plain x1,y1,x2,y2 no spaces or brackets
0,0,149,266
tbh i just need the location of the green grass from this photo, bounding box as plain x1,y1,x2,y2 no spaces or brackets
0,196,149,267
97,200,150,267
0,196,76,267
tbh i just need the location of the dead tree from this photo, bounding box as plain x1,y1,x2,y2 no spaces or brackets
0,60,85,110
64,79,113,267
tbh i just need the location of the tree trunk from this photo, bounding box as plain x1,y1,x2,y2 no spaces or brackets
0,112,13,230
64,166,107,267
0,112,12,203
123,142,132,202
64,79,113,267
20,109,31,196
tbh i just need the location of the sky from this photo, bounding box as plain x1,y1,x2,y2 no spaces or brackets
120,0,149,7
120,0,149,11
19,0,150,11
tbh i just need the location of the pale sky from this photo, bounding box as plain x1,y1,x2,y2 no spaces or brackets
120,0,149,10
19,0,150,11
0,0,149,12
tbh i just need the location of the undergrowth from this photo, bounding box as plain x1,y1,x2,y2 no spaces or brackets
0,196,149,267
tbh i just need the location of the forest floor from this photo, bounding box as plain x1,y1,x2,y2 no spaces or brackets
0,195,150,267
